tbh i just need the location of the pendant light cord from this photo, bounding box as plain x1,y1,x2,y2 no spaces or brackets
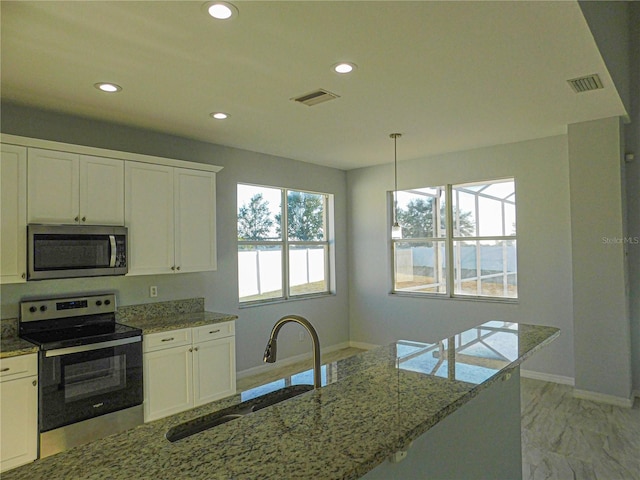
390,133,402,225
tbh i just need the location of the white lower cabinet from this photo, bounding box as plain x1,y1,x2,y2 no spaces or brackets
0,354,38,472
143,322,236,422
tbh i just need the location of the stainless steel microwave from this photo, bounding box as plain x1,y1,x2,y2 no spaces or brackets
28,224,128,280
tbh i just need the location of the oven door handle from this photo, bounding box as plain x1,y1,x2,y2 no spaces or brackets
109,235,117,267
44,336,142,357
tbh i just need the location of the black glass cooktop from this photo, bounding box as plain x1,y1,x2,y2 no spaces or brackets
20,322,141,351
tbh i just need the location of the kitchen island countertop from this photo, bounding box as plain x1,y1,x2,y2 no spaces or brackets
2,321,558,480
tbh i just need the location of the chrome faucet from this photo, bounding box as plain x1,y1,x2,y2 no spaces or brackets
263,315,322,389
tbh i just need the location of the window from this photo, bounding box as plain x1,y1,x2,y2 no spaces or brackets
237,184,332,304
392,178,517,299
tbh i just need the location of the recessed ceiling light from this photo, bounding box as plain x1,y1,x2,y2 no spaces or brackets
333,62,357,74
94,82,122,93
210,112,229,120
204,2,238,20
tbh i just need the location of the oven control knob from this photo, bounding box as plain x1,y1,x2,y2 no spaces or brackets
96,300,103,306
104,299,111,306
40,305,47,312
29,306,37,313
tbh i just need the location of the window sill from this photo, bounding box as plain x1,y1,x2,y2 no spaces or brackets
390,291,519,305
239,292,335,309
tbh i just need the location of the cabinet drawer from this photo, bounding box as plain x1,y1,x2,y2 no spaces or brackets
0,354,37,380
192,322,235,343
144,328,192,353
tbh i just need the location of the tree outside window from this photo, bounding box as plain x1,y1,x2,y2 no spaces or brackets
237,184,331,304
392,179,517,299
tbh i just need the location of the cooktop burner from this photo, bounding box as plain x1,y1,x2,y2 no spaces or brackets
19,293,141,351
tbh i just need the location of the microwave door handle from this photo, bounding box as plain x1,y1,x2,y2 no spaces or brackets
109,235,117,267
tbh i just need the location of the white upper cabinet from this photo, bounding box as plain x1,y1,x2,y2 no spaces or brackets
0,144,27,283
125,162,175,275
126,163,217,275
28,148,79,224
27,148,124,225
174,168,217,273
79,155,125,225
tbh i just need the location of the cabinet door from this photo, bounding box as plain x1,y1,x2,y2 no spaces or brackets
27,148,79,223
193,336,236,406
143,346,193,422
0,144,27,283
125,162,174,275
0,374,38,472
174,168,217,273
79,155,124,225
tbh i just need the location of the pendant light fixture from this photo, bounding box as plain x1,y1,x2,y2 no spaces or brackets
390,133,403,239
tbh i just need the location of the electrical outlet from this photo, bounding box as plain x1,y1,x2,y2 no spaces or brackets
149,286,158,298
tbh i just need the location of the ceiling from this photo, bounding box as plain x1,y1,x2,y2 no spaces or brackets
0,1,627,170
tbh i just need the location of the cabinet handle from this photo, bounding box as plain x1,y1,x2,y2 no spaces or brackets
209,329,220,334
194,346,199,352
82,216,86,222
0,367,10,372
32,380,37,387
176,266,181,271
161,337,175,342
171,266,176,271
74,216,79,222
189,347,193,352
21,273,26,279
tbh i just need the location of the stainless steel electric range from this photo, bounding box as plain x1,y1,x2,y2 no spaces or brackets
19,293,143,458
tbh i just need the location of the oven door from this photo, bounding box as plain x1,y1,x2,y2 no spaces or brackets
39,337,143,432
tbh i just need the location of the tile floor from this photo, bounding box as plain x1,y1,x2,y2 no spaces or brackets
238,348,640,480
521,378,640,480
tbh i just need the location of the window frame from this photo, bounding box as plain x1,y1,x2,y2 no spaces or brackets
391,178,517,302
237,183,333,306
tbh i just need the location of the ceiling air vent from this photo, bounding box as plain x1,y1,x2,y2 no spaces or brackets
567,74,603,93
292,89,340,106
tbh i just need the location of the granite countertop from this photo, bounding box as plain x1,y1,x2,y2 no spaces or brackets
0,336,39,359
3,321,558,480
120,311,238,334
0,298,237,358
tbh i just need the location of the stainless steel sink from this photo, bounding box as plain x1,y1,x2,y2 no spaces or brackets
165,384,314,442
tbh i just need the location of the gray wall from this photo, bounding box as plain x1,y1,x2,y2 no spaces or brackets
0,103,350,372
347,135,575,382
580,1,639,394
568,117,632,400
625,1,640,392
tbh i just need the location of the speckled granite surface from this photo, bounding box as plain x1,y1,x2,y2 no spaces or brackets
0,335,38,358
3,321,558,480
119,310,238,334
0,318,38,358
116,297,205,322
116,297,237,333
0,299,236,357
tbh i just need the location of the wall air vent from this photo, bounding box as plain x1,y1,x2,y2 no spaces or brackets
292,89,340,106
567,74,603,93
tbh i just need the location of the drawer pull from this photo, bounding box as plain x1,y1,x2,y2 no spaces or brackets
1,367,10,372
209,329,221,334
161,337,175,342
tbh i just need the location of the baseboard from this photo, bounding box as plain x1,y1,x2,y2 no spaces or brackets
237,341,352,380
520,369,575,386
573,388,634,408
